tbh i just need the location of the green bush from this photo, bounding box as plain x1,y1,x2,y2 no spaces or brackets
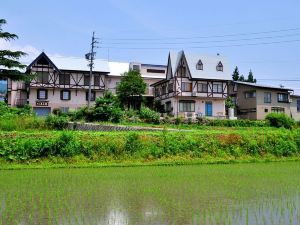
45,115,68,130
265,113,295,129
139,107,160,124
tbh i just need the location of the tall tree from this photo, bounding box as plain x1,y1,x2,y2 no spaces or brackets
246,69,256,83
0,19,27,80
116,69,147,110
232,66,240,81
238,74,245,82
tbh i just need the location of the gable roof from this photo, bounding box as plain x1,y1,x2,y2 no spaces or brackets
183,52,230,80
27,52,60,72
27,52,110,73
167,51,231,80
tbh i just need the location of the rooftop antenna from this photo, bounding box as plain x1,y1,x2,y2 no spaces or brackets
85,32,99,108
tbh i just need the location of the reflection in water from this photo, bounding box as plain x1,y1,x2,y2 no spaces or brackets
0,163,299,225
107,208,127,225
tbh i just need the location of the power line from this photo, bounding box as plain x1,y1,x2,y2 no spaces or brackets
101,27,300,41
101,39,300,50
102,33,300,45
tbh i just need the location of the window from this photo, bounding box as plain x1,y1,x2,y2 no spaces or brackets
272,107,285,113
196,60,203,70
168,83,174,93
278,93,289,103
60,90,71,100
37,89,48,100
132,65,140,71
216,61,223,71
181,82,192,92
264,108,269,113
264,92,271,103
59,73,70,85
245,91,256,98
84,75,90,86
297,100,300,112
147,69,165,73
37,72,49,83
197,83,208,93
86,91,96,101
161,84,167,95
179,101,195,112
155,88,160,97
213,83,223,93
165,101,172,112
178,66,187,77
94,74,101,86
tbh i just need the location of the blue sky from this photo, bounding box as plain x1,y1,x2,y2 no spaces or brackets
1,0,300,93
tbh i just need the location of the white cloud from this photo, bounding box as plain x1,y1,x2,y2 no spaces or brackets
0,40,40,64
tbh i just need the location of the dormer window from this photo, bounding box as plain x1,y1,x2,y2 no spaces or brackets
216,61,223,72
196,60,203,70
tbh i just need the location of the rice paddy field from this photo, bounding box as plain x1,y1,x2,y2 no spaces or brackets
0,162,299,225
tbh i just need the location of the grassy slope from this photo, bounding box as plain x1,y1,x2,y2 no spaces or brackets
0,127,299,169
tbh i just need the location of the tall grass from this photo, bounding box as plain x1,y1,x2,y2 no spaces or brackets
0,129,299,162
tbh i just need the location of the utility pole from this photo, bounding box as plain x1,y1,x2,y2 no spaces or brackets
85,32,98,108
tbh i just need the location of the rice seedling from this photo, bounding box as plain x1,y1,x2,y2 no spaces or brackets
0,162,299,224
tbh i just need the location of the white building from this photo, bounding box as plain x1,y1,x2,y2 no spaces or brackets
7,52,166,116
152,51,231,118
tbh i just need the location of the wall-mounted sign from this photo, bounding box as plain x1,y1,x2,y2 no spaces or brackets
36,101,49,106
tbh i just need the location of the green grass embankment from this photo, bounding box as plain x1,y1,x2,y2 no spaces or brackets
0,128,300,169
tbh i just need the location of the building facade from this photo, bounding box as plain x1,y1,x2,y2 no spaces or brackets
229,81,295,120
7,52,166,116
152,51,231,118
291,95,300,121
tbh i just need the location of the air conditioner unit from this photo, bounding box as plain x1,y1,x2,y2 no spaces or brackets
192,92,197,96
289,99,293,103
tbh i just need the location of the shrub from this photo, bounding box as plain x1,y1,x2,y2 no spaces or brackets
265,113,295,129
52,108,61,116
139,107,160,124
92,91,124,122
54,132,81,157
45,115,68,130
196,117,210,125
175,116,183,125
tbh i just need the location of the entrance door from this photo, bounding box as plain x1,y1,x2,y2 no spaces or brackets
205,102,212,117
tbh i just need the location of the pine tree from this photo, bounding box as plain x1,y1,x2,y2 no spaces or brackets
0,19,27,80
238,74,245,81
246,70,256,83
232,66,240,81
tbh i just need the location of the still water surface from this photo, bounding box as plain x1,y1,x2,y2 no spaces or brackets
0,162,299,225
